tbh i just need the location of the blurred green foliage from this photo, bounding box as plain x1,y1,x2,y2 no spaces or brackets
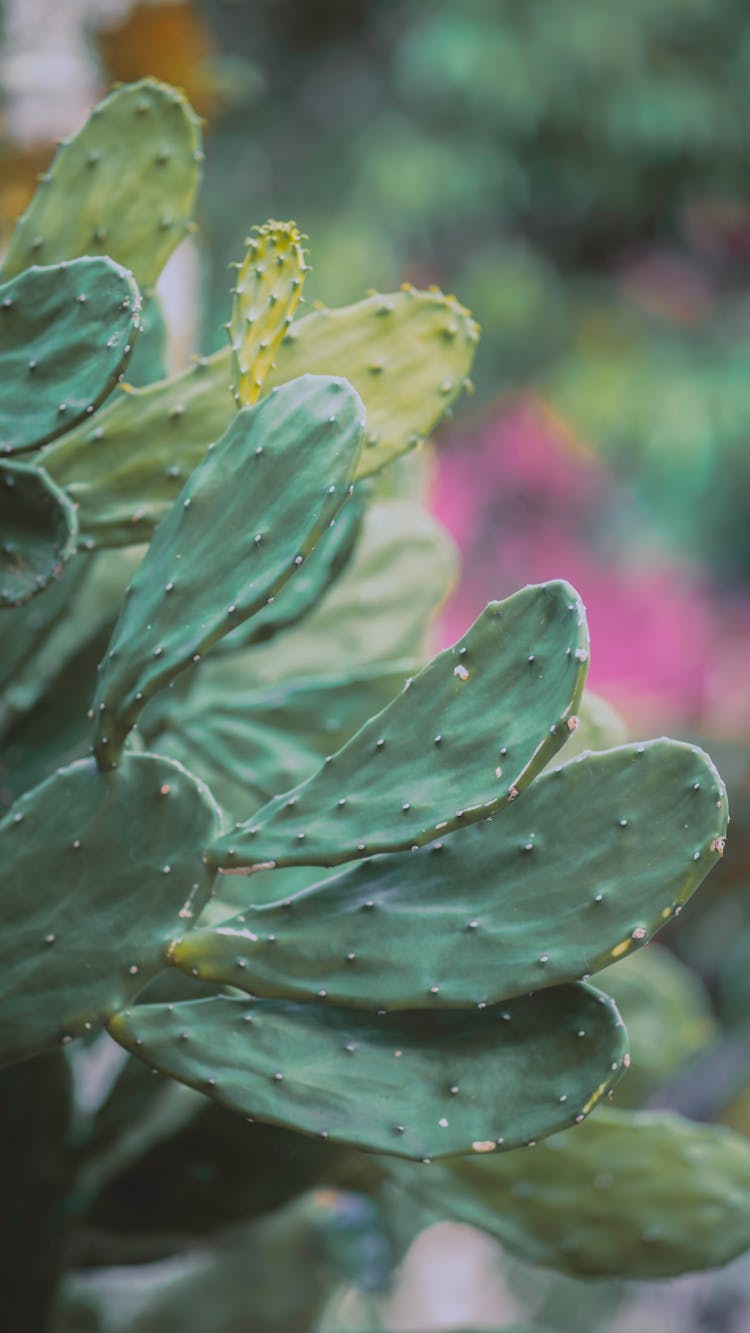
199,0,750,575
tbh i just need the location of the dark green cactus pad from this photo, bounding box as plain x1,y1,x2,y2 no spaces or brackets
265,285,480,477
1,79,202,290
108,982,627,1160
208,581,588,872
393,1108,750,1278
91,376,365,767
0,258,141,455
42,350,235,547
155,661,411,823
181,741,727,1009
0,751,221,1068
0,460,78,607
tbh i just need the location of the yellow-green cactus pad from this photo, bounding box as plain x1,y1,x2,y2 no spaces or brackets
266,285,479,477
229,221,308,405
2,79,202,290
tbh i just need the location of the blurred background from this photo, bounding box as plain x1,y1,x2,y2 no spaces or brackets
5,2,750,1328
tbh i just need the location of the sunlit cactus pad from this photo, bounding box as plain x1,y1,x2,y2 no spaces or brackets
1,78,202,290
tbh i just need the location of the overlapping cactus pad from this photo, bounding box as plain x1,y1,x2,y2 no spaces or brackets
0,752,220,1066
208,581,590,871
0,257,141,455
175,741,727,1008
91,375,365,765
0,459,78,606
109,983,627,1159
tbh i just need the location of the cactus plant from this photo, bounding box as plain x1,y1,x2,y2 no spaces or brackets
0,78,746,1332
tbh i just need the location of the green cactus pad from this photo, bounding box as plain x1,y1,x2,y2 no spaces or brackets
0,258,141,455
214,486,364,657
156,662,411,823
210,498,457,692
229,221,308,405
265,285,479,477
2,79,202,290
41,351,235,547
208,581,588,873
394,1108,750,1278
109,982,627,1160
0,460,78,607
0,751,221,1067
92,376,365,766
181,741,727,1008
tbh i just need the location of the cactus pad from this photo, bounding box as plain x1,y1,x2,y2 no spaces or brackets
42,350,235,547
229,221,307,405
2,79,202,290
0,258,141,455
156,662,411,823
398,1108,750,1278
92,376,365,766
208,581,588,872
265,286,479,477
215,486,364,656
181,741,727,1008
0,460,78,607
0,751,221,1067
109,982,627,1159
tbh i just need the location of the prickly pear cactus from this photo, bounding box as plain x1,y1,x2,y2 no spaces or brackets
0,78,745,1333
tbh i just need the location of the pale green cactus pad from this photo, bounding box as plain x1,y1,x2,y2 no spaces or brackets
0,258,141,455
0,751,221,1067
229,221,308,405
178,741,727,1009
1,79,202,290
265,285,480,477
109,982,627,1160
91,375,365,766
208,581,588,872
388,1108,750,1278
0,459,78,607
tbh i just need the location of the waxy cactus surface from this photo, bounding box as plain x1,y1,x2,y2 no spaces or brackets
0,77,745,1328
0,257,141,455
